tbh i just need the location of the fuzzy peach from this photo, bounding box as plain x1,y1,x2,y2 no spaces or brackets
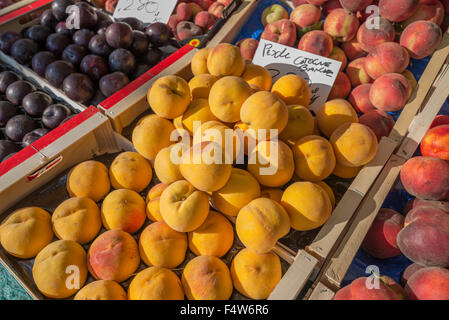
176,22,203,41
364,42,410,79
272,74,311,107
260,188,284,203
33,240,88,299
316,98,359,138
369,73,411,112
180,98,218,135
403,0,445,26
208,1,224,17
231,248,282,299
0,207,53,259
74,280,127,300
261,4,289,26
88,229,140,282
188,74,218,100
405,267,449,300
402,69,418,91
420,124,449,161
67,160,110,202
400,21,443,59
139,221,187,268
241,63,272,91
194,11,216,30
237,38,259,61
290,4,322,33
333,162,362,178
379,0,419,22
341,39,367,60
188,210,234,257
430,115,449,128
261,19,297,47
191,47,211,75
132,114,175,161
236,198,290,253
340,0,373,11
298,30,334,57
182,255,233,300
109,151,152,192
317,181,336,208
401,263,425,286
145,183,168,222
211,168,261,217
52,197,101,244
328,72,351,99
359,109,395,141
207,43,245,77
334,277,400,300
324,8,359,42
154,144,184,184
194,121,240,161
346,58,373,87
128,267,184,300
323,0,343,15
349,84,376,113
329,46,348,72
279,105,315,147
357,17,395,53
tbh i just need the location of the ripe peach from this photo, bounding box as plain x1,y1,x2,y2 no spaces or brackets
154,144,184,184
208,1,224,18
148,75,191,119
328,72,351,99
207,43,245,77
248,140,295,187
279,105,315,147
400,21,443,59
420,124,449,161
139,221,187,268
128,267,184,300
132,114,175,161
261,4,289,26
289,4,322,33
236,198,290,253
324,8,359,42
333,162,362,178
359,109,395,141
182,255,233,300
88,229,140,282
293,135,336,182
400,156,449,201
361,208,404,259
75,280,127,300
260,188,284,203
316,98,359,138
317,181,336,208
241,63,272,91
188,2,204,18
349,84,376,113
33,240,88,299
272,74,311,106
334,277,400,300
176,2,192,21
346,58,373,87
407,198,449,213
402,69,418,91
0,207,53,259
211,168,261,217
237,38,259,61
430,115,449,128
341,38,367,60
369,73,411,112
357,17,395,53
240,91,289,133
231,248,282,299
67,161,111,202
52,197,101,244
194,11,216,30
109,152,152,192
379,0,419,22
330,122,378,167
365,42,410,79
209,76,252,123
281,181,332,231
401,263,425,286
145,183,168,222
188,210,234,257
191,47,210,75
405,267,449,300
261,19,297,47
322,0,343,15
298,30,334,57
340,0,373,11
181,98,218,135
329,46,348,72
188,74,218,100
403,0,445,26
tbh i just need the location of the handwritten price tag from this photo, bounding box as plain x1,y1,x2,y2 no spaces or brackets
252,40,342,112
113,0,177,24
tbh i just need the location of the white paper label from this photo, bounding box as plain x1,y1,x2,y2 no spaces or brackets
113,0,177,24
252,40,342,112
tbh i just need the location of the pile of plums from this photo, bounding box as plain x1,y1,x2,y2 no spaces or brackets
0,70,73,163
0,0,172,105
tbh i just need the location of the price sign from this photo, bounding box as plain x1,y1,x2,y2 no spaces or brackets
113,0,177,24
252,40,342,112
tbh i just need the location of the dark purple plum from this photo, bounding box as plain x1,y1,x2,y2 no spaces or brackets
51,0,75,21
73,29,94,47
105,22,133,49
0,31,21,54
24,25,52,44
130,30,149,56
0,140,19,162
31,51,56,77
99,72,129,97
140,47,162,66
60,114,75,125
80,54,108,81
62,73,94,103
0,0,13,10
62,44,87,66
2,152,16,162
97,27,107,36
46,33,71,57
132,64,150,79
71,2,98,30
90,90,106,105
96,10,113,31
41,9,58,29
88,34,112,56
45,60,75,88
11,39,39,64
145,22,170,47
0,71,20,93
22,92,53,117
0,101,18,126
42,104,71,129
6,81,36,105
5,114,37,141
120,17,143,31
55,22,75,37
22,128,50,148
108,48,136,75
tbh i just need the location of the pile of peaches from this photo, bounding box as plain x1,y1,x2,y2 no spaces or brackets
334,114,449,300
237,0,446,133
